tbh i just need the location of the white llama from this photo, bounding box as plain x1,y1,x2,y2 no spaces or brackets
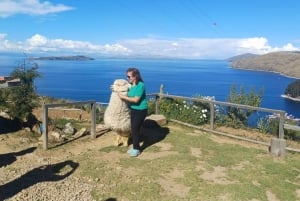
104,79,131,146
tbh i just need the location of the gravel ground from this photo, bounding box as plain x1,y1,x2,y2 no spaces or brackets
0,142,97,201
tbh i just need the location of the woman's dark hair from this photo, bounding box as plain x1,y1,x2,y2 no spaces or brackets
127,67,143,82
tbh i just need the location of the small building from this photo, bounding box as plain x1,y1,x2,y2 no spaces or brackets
0,76,21,88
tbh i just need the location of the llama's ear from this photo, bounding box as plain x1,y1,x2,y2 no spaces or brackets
110,85,114,92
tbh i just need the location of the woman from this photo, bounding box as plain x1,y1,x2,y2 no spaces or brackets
118,67,148,157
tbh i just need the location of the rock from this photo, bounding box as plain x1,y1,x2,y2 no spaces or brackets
0,111,10,118
20,137,30,144
49,131,62,142
24,127,31,132
144,114,167,127
63,122,76,134
73,127,87,138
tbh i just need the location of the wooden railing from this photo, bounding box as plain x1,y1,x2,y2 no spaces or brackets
41,92,299,154
147,92,300,154
42,101,97,150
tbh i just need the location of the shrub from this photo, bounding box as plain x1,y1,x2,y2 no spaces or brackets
216,85,264,128
155,96,210,126
6,60,41,125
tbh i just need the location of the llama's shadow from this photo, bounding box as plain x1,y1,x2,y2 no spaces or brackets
0,147,37,168
140,119,169,151
0,160,79,200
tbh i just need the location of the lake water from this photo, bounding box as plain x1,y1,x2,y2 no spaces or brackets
1,56,300,119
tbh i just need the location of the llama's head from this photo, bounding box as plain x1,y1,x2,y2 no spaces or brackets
111,79,130,92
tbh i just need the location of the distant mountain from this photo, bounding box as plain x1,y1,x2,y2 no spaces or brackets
227,53,258,62
30,55,94,61
230,51,300,78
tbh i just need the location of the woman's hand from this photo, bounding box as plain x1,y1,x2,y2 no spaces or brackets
118,93,140,103
118,93,125,99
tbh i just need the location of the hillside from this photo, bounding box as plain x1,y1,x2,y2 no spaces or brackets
230,51,300,78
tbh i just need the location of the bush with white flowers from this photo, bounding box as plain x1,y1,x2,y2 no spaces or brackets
157,96,212,125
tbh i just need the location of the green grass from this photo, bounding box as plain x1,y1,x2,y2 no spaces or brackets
74,123,300,201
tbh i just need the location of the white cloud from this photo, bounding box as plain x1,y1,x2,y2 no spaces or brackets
1,34,130,55
119,37,299,59
26,34,48,46
0,0,74,18
281,43,298,51
0,33,299,59
0,33,8,39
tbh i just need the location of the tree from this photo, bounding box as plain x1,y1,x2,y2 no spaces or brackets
0,88,9,110
225,85,264,127
285,80,300,98
6,60,41,125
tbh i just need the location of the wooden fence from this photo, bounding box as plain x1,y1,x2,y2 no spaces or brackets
41,93,300,153
42,100,97,150
148,92,300,154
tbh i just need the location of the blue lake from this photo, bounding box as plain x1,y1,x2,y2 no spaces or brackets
0,56,300,118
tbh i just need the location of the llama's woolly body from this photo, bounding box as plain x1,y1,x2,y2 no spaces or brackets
104,79,131,145
104,91,131,132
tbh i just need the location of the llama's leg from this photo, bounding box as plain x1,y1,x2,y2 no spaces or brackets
115,134,121,146
123,136,129,146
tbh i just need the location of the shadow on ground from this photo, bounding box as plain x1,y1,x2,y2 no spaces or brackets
0,116,22,134
0,160,79,200
0,147,37,168
140,119,170,151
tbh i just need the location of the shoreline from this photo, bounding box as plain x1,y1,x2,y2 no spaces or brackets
230,66,300,79
281,94,300,102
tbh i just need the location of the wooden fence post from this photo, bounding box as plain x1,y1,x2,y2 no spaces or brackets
279,112,285,139
91,102,96,139
270,111,286,157
155,84,164,114
42,103,48,150
210,102,215,130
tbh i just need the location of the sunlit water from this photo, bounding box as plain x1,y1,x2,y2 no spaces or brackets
1,56,299,119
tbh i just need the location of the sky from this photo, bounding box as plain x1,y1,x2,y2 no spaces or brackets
0,0,300,59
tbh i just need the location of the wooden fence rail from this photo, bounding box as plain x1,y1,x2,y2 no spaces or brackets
42,100,97,150
147,92,300,154
41,93,299,154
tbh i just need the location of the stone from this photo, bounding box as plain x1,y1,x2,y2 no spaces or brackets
145,114,167,126
63,122,75,134
269,138,286,157
73,127,87,138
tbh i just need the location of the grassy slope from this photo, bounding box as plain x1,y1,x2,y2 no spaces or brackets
70,123,300,201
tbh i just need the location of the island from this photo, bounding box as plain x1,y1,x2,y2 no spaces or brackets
29,55,95,61
281,94,300,102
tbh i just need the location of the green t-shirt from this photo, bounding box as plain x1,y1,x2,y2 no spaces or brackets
128,81,148,110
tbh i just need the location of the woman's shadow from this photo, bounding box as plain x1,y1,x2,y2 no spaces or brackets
140,119,169,151
0,147,37,168
0,160,79,200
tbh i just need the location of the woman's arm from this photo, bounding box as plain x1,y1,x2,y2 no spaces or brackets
118,93,140,103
